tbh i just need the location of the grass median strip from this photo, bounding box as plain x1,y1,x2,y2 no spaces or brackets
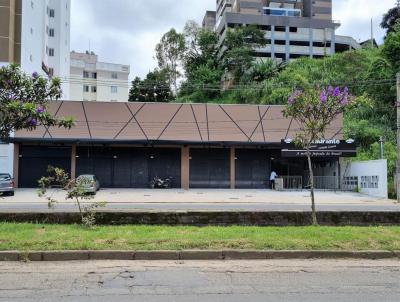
1,223,400,251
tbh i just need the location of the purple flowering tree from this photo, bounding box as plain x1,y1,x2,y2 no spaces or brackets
283,86,357,225
0,64,74,140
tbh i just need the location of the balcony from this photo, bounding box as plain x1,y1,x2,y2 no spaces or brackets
263,7,302,17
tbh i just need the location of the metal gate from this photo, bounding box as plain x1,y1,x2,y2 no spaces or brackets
76,147,181,188
189,148,230,188
235,149,270,189
18,146,71,188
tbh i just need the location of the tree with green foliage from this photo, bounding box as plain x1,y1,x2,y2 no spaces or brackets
129,69,173,103
222,25,267,83
179,21,223,102
155,28,186,92
283,86,358,225
382,20,400,72
0,64,74,140
381,6,400,35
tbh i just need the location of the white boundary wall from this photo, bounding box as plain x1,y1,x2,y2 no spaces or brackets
341,159,388,199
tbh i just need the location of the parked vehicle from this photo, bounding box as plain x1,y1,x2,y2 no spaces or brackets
76,175,100,194
0,174,15,196
150,176,173,189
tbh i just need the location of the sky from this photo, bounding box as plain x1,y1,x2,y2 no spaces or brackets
70,0,396,79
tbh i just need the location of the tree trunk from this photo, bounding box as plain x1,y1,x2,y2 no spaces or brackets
306,150,318,225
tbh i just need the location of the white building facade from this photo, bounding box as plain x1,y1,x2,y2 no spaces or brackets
19,0,71,98
69,51,130,102
0,0,71,176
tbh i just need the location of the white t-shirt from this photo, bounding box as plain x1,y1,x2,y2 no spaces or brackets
270,171,278,181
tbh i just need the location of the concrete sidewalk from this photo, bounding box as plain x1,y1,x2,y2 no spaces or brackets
1,189,394,205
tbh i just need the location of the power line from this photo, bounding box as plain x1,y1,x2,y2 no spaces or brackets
58,77,398,92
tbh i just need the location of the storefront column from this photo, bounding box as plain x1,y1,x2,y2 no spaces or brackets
230,147,236,189
71,145,77,180
181,146,190,190
13,143,19,188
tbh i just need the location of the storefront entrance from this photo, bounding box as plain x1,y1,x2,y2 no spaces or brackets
76,147,181,188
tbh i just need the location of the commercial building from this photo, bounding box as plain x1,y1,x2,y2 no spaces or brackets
9,101,355,189
69,51,130,102
1,0,71,175
207,0,360,60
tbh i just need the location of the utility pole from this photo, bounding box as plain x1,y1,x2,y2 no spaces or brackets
397,73,400,202
379,136,384,159
370,19,374,48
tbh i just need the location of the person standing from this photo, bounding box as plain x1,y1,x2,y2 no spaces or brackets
270,171,278,190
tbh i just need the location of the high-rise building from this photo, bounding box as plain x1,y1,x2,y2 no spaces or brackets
0,0,71,176
69,51,130,102
206,0,360,60
1,0,71,98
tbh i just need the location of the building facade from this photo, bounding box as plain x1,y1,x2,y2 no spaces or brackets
9,101,355,190
0,0,70,176
208,0,360,61
69,51,130,102
1,0,71,97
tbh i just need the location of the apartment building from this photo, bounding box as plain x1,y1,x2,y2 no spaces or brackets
1,0,71,97
70,51,130,102
207,0,360,61
0,0,70,176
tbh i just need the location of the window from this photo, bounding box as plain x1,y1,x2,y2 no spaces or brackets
91,86,97,93
111,72,118,79
31,1,34,9
83,71,89,78
48,48,54,56
49,9,55,18
91,72,97,79
48,68,54,76
49,28,55,37
29,54,33,62
83,85,89,92
111,86,118,93
30,28,33,35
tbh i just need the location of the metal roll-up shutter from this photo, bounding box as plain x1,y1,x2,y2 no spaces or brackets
19,145,71,188
148,148,181,188
235,149,270,189
190,148,230,188
76,147,181,189
76,147,113,188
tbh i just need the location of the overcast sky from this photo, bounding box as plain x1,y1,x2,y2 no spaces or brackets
70,0,396,79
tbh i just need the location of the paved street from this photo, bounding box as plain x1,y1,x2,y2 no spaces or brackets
1,260,400,301
1,189,398,212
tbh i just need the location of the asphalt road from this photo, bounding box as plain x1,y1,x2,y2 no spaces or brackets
1,201,400,212
1,260,400,301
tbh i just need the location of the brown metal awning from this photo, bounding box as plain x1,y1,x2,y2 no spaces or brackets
12,101,343,146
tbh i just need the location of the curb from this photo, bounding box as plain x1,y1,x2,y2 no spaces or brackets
0,250,399,262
